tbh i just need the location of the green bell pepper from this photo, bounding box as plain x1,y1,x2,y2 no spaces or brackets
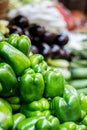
16,116,45,130
79,93,87,113
21,109,51,118
76,124,87,130
8,33,19,47
6,96,21,112
16,115,59,130
80,110,86,120
8,34,31,56
12,113,26,130
35,118,51,130
59,122,76,130
23,67,35,75
0,63,18,97
6,96,20,104
29,54,48,73
0,98,13,130
51,84,81,122
0,41,30,75
20,98,50,117
19,71,45,103
43,69,64,98
11,104,21,112
35,115,59,130
81,115,87,126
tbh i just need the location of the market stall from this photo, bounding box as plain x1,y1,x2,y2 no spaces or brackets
0,0,87,129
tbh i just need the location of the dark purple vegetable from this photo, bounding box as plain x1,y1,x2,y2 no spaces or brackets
51,44,61,58
42,31,57,44
39,43,51,58
9,15,29,28
53,33,69,47
29,24,45,37
31,45,39,54
8,15,73,61
9,25,23,35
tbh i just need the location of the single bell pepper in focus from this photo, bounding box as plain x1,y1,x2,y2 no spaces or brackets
0,98,13,130
43,68,64,98
59,122,76,130
51,84,81,122
0,63,18,97
20,98,50,117
19,71,45,103
8,34,31,56
0,41,30,75
12,113,26,130
29,54,48,73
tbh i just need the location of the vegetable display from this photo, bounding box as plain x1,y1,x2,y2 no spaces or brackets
8,15,87,95
8,15,74,81
0,33,87,130
8,15,73,61
68,40,87,95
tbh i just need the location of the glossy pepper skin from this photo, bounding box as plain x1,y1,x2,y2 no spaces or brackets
79,93,87,113
0,98,13,130
76,124,87,130
0,41,30,75
6,96,21,112
19,70,45,103
20,98,50,117
8,34,31,56
81,115,87,126
59,122,76,130
0,63,18,97
16,116,45,130
43,69,64,98
51,84,81,122
16,115,59,130
35,115,60,130
29,54,48,73
12,113,26,130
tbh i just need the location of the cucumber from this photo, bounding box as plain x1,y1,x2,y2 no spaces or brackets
70,62,82,68
70,68,87,79
70,59,87,68
72,49,87,59
69,79,87,89
47,58,69,68
77,88,87,95
79,50,87,59
75,60,87,67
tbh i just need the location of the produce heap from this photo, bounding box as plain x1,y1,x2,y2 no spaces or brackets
0,33,87,130
7,15,73,81
68,42,87,95
8,15,87,92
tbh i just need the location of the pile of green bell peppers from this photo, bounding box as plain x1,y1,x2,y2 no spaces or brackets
0,33,87,130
